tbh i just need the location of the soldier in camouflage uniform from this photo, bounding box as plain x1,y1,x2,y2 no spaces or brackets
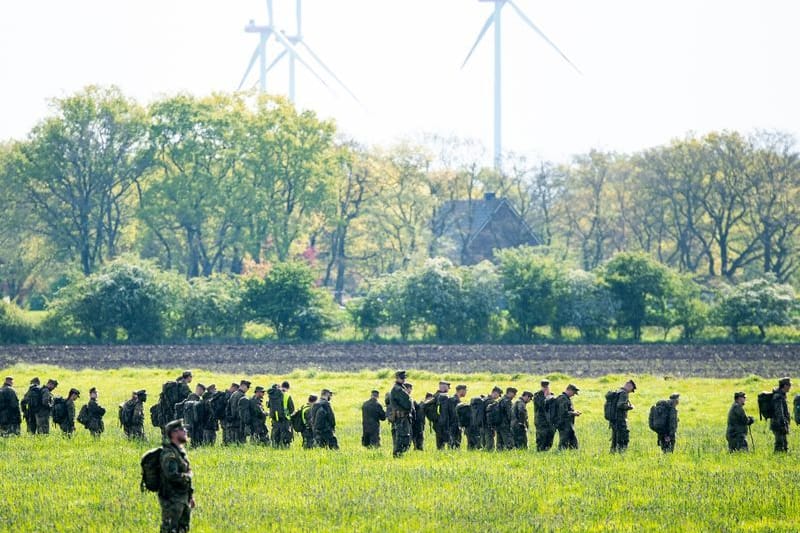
361,390,386,448
726,391,754,452
220,383,238,445
411,389,431,451
226,380,249,445
389,371,413,457
176,372,193,403
449,385,468,449
0,376,21,436
483,386,502,451
657,393,680,453
532,380,555,451
512,391,532,449
432,381,452,450
311,389,338,449
555,384,581,450
79,387,106,437
159,419,195,533
200,385,220,446
298,395,317,449
610,380,636,453
496,387,517,451
123,390,147,439
20,377,40,434
35,379,58,435
59,388,80,436
269,381,295,448
771,377,792,453
247,386,269,445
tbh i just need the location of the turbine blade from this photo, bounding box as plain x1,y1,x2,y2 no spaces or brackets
507,0,582,75
461,11,497,69
272,31,332,91
298,41,362,105
265,49,288,75
238,45,261,91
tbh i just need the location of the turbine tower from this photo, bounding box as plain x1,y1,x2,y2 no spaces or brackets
462,0,581,169
238,0,358,105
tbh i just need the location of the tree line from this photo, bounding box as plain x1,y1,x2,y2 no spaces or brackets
1,86,800,342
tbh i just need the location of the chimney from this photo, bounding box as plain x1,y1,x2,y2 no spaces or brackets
484,192,496,201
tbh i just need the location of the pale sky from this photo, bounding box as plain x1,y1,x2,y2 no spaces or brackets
1,0,798,162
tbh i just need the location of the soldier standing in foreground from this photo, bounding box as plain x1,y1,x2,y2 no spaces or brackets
311,389,338,449
555,384,581,450
771,377,792,452
388,371,413,456
0,376,21,436
159,419,195,533
532,380,555,451
726,391,754,452
496,387,517,451
610,380,636,453
512,391,533,449
657,393,680,453
20,377,41,434
35,379,58,435
59,388,80,436
361,390,386,448
79,387,106,437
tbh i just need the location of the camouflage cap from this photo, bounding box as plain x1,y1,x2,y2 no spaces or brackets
30,377,40,385
540,380,550,387
136,389,147,396
734,391,746,400
778,377,792,387
522,391,533,398
253,386,265,393
491,386,503,394
455,384,467,392
240,380,251,387
164,419,186,435
669,393,680,400
395,370,407,379
182,371,193,378
281,381,290,389
627,379,637,391
308,395,318,402
321,388,334,396
47,379,59,387
567,384,580,394
506,387,518,394
69,388,80,397
89,387,97,394
371,390,380,395
196,383,206,391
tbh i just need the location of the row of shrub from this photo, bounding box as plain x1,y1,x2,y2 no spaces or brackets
0,249,797,344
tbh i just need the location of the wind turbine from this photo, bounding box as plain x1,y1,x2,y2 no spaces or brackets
238,0,359,105
462,0,581,169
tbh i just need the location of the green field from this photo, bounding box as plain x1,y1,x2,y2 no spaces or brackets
1,365,799,532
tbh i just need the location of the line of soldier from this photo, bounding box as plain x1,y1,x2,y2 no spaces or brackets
0,372,793,454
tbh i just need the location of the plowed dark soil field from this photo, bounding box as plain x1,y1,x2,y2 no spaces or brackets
1,343,798,377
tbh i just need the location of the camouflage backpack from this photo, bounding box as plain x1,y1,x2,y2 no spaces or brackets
140,448,162,493
469,397,485,428
76,404,90,427
423,397,439,425
159,381,181,421
604,391,619,422
485,400,502,426
757,392,775,420
149,403,163,428
290,407,307,433
648,400,670,434
51,397,68,425
544,395,559,427
456,403,472,428
793,395,800,425
120,401,135,427
267,386,286,421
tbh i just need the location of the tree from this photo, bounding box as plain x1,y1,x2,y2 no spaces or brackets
48,259,186,342
552,269,616,341
496,247,561,340
602,252,670,341
714,277,797,340
182,276,245,338
403,258,464,341
242,261,334,340
14,86,151,275
648,273,708,340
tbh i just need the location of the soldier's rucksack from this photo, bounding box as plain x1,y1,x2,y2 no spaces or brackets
757,391,775,420
174,400,187,421
423,398,439,425
159,381,181,420
486,400,502,426
456,403,472,428
267,386,285,421
604,391,619,422
469,397,485,428
209,392,227,422
140,448,162,493
149,403,163,428
435,394,450,427
51,397,68,424
290,408,307,432
24,386,43,413
120,401,135,427
793,395,800,425
544,395,559,427
77,404,90,427
648,400,670,433
182,400,201,428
